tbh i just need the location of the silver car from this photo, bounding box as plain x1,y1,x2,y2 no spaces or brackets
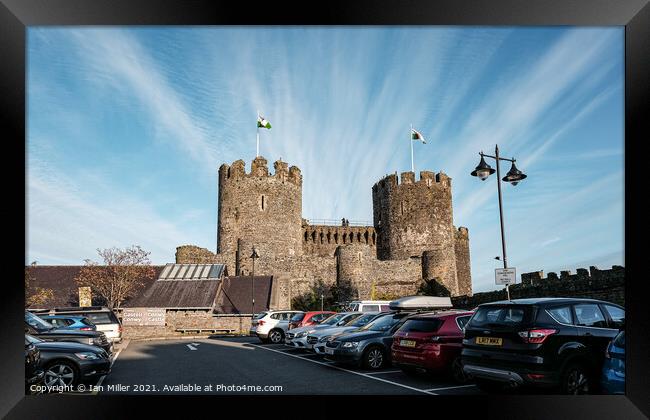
307,312,383,354
285,312,359,349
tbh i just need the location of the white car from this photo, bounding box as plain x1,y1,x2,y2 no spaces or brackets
250,310,303,344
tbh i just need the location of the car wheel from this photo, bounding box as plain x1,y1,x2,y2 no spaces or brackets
268,329,284,344
364,347,385,370
561,362,591,395
44,361,78,388
451,357,469,383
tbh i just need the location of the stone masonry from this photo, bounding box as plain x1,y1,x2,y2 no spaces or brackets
177,157,472,309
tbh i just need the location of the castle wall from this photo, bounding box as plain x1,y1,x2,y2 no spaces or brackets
336,244,422,300
452,265,625,308
302,224,376,257
372,171,458,291
217,157,303,274
454,227,472,296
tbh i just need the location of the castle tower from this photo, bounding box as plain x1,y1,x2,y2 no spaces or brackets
217,157,303,274
372,170,458,293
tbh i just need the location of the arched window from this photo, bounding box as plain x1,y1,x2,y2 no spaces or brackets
311,231,316,242
320,232,324,244
334,232,339,244
327,232,331,243
372,232,376,244
349,232,354,243
304,230,308,242
357,232,362,242
364,231,369,244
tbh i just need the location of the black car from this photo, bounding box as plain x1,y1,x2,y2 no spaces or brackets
25,335,44,394
26,334,111,388
462,297,625,394
323,312,412,369
25,311,113,355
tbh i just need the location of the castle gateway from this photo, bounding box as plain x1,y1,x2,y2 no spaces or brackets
176,156,472,309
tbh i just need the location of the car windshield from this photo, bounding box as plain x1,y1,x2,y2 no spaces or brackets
468,305,533,330
348,313,378,327
341,313,363,325
321,313,345,325
81,312,118,325
398,318,443,333
291,313,305,322
360,314,400,332
25,311,54,331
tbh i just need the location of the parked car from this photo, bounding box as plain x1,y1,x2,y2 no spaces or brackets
43,307,122,343
288,311,336,330
601,329,625,394
250,310,303,344
311,312,383,355
25,335,44,394
392,310,474,382
304,312,363,351
323,311,410,369
324,296,469,370
286,312,356,349
40,315,97,331
462,298,625,394
344,300,392,312
26,334,111,388
25,311,113,355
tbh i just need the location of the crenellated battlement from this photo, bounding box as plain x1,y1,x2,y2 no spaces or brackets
219,156,302,186
456,226,469,239
372,170,451,192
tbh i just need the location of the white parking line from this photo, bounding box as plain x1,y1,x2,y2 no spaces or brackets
187,344,198,350
365,370,403,375
423,384,477,392
91,341,128,395
249,343,437,395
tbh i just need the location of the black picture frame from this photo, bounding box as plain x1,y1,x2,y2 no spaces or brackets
2,0,647,418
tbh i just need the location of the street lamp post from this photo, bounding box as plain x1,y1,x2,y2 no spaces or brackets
250,247,260,315
471,144,527,300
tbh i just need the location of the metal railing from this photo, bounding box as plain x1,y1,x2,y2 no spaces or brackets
303,218,372,227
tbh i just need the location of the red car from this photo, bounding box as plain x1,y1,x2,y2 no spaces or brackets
289,311,336,330
391,310,474,383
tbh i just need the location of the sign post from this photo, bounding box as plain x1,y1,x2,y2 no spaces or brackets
495,268,516,286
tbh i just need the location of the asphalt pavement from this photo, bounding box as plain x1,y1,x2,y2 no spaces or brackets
98,336,483,395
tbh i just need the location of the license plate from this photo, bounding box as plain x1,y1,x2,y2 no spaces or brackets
325,347,334,355
400,339,416,348
476,337,503,346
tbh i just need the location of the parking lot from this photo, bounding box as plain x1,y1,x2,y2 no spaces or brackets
96,336,484,395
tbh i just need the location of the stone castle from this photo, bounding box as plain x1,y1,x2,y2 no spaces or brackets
176,156,472,309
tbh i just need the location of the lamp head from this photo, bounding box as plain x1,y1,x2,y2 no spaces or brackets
471,155,495,180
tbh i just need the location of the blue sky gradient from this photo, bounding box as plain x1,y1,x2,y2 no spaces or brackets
27,27,624,293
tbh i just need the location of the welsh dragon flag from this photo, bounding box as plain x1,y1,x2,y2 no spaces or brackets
411,128,426,144
257,115,272,129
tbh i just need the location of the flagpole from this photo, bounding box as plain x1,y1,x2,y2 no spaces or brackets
410,124,414,173
256,110,260,157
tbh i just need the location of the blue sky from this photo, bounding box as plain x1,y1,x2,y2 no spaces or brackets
27,27,624,293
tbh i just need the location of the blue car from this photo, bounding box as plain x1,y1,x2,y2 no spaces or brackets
40,315,97,331
601,330,625,394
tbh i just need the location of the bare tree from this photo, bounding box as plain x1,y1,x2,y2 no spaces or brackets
75,246,155,309
25,265,54,308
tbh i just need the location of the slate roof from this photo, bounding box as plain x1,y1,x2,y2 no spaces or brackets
124,279,221,309
214,276,273,314
26,265,163,309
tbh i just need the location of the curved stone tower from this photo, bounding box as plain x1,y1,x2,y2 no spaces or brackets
372,170,458,293
217,156,303,274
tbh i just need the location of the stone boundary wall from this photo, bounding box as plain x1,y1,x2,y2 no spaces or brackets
121,310,252,340
452,265,625,309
